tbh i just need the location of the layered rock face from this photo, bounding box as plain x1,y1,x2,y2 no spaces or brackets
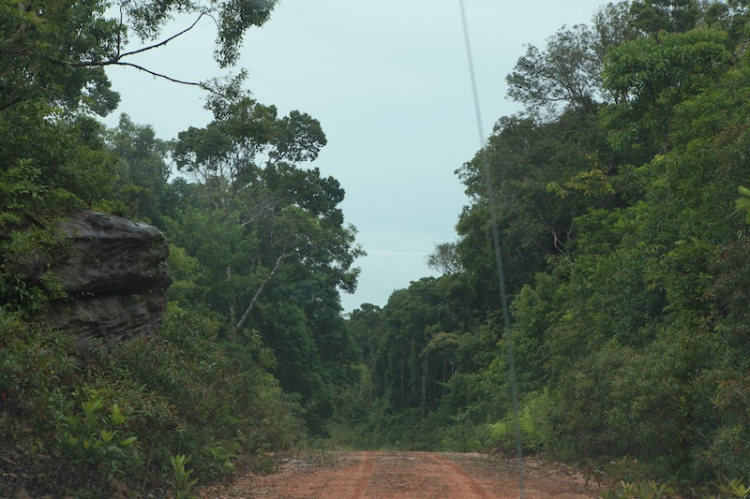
38,211,171,352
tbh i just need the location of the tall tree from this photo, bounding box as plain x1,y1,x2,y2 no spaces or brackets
106,114,171,223
602,27,732,152
168,93,362,431
505,3,639,118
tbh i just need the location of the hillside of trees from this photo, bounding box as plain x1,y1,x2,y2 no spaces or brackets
3,0,750,497
337,0,750,495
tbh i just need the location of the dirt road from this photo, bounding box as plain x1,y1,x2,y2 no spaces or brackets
199,451,598,498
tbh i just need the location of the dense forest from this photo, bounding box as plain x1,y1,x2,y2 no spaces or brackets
2,0,750,497
337,0,750,495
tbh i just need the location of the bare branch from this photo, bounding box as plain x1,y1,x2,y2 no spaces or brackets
536,206,567,253
45,53,205,89
116,2,124,59
234,252,291,335
118,13,207,60
43,13,212,91
107,61,208,89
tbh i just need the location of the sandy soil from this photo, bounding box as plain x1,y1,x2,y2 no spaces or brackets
198,451,599,499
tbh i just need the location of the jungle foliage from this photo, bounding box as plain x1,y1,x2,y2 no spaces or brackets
1,0,362,494
5,0,750,496
336,1,750,494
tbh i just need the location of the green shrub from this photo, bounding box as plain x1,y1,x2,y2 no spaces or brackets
710,478,750,498
1,291,304,488
0,311,74,435
56,394,140,480
107,303,303,481
169,453,198,499
486,390,548,454
600,480,675,499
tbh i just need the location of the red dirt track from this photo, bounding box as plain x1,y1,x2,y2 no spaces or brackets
199,451,598,498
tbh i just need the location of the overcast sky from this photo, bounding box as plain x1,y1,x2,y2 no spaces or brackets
103,0,613,313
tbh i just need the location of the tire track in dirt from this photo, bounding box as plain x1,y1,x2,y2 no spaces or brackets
367,452,491,498
429,453,491,498
274,452,374,499
349,452,373,498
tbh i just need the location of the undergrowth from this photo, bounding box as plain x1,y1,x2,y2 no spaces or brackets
0,303,304,495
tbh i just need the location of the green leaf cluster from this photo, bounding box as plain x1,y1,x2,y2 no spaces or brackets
57,396,141,480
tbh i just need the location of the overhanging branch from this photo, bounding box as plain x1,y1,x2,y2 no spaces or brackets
118,13,207,60
111,62,208,89
47,13,212,91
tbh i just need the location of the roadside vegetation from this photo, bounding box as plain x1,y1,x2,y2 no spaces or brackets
1,0,357,496
3,1,750,498
333,1,750,497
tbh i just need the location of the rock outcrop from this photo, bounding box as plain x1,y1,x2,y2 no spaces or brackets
34,211,171,353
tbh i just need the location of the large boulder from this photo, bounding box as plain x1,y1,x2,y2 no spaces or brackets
36,211,171,353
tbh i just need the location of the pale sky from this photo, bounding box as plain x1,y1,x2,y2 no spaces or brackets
103,0,614,313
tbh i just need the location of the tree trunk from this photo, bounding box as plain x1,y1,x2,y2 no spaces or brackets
233,252,289,335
